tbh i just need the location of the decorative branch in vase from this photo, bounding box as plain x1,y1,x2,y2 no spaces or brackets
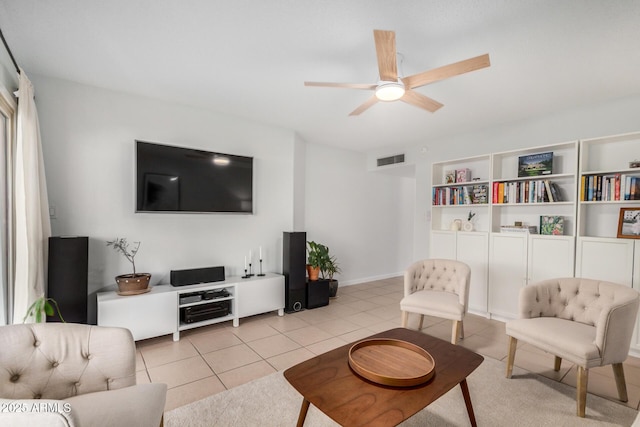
107,238,152,296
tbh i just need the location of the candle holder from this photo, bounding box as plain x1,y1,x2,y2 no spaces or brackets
248,263,254,277
257,259,265,276
242,268,250,279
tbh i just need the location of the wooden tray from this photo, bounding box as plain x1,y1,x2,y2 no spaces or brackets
348,338,435,387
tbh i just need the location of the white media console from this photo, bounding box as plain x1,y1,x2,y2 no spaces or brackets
97,273,285,341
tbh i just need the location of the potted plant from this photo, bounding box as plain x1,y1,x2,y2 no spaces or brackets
107,238,151,295
23,296,65,323
322,253,341,298
306,241,328,281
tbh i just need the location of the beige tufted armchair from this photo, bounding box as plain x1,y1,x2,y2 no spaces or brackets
0,323,166,426
400,259,471,344
506,278,639,418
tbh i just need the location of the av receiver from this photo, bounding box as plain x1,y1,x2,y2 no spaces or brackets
180,300,231,324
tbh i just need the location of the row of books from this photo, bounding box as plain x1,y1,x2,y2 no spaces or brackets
432,185,489,206
492,180,563,204
580,174,640,201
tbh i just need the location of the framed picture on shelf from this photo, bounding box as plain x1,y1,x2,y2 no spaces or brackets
518,152,553,177
540,215,564,235
444,170,456,184
456,168,471,183
617,207,640,239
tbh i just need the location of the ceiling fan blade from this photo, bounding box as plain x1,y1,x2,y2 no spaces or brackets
401,89,444,113
304,81,376,90
349,95,379,116
373,29,398,81
402,54,491,89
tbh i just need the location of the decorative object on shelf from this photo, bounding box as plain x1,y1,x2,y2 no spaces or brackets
23,296,65,323
450,219,462,231
258,246,265,276
630,160,640,169
242,255,250,278
444,170,456,184
617,208,640,239
463,211,476,232
518,152,553,177
500,224,538,234
106,238,151,296
455,168,471,183
540,215,564,235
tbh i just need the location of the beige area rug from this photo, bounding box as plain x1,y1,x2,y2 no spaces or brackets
165,356,638,426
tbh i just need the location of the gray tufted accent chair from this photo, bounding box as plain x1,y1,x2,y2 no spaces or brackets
0,323,166,427
400,259,471,344
506,277,639,418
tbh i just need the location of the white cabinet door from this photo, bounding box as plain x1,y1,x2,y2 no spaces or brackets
430,231,457,260
98,286,177,341
527,236,575,284
575,237,634,286
489,233,528,320
235,274,285,318
457,232,489,314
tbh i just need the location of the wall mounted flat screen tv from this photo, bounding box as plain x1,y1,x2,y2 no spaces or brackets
136,140,253,213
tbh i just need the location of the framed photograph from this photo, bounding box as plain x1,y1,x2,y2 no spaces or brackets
444,170,456,184
617,207,640,239
456,168,471,183
540,215,564,235
518,152,553,177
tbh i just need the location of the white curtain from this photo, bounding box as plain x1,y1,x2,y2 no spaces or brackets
11,71,51,323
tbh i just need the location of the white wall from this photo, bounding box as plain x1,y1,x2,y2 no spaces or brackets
412,95,640,260
30,75,413,322
304,143,414,284
31,75,298,322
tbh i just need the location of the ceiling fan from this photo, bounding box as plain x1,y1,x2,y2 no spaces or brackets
305,30,490,116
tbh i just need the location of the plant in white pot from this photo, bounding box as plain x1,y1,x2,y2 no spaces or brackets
107,238,151,295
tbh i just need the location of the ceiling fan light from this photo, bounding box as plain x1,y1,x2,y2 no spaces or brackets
375,81,405,101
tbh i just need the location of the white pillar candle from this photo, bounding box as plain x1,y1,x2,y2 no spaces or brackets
249,250,252,263
260,246,262,259
244,256,247,269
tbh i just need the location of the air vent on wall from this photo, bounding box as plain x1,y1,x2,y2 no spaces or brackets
377,154,405,167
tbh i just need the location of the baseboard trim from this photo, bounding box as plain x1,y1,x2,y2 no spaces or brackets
339,272,403,287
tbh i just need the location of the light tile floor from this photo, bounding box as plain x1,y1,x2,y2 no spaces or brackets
134,276,640,413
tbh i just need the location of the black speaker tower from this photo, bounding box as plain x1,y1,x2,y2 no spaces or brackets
48,236,89,323
283,231,306,312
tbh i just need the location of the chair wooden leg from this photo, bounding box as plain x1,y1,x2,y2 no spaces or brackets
506,336,517,378
554,356,562,372
401,311,408,328
612,363,629,402
576,366,588,418
451,321,460,344
418,314,424,330
459,321,464,340
159,414,164,427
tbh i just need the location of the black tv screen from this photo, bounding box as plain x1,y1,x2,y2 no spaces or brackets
135,141,253,213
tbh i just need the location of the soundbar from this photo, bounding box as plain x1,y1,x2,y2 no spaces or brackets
170,266,225,287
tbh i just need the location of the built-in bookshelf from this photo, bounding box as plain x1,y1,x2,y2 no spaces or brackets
489,141,578,236
577,131,640,238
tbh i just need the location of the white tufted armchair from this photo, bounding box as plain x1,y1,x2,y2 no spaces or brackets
506,278,639,417
400,259,471,344
0,323,166,426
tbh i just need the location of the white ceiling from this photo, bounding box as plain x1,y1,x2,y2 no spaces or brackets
1,1,640,153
